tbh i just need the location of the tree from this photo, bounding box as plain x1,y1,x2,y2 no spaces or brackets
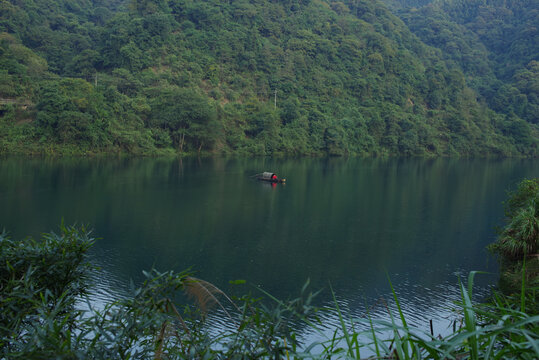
130,0,170,15
149,88,217,153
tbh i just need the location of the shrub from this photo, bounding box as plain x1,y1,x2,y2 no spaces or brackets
490,178,539,259
0,223,94,355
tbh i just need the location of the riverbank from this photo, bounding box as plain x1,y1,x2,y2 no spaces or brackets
1,222,537,359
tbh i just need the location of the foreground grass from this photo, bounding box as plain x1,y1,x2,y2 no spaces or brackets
1,225,537,359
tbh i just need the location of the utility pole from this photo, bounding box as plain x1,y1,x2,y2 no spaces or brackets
94,72,98,87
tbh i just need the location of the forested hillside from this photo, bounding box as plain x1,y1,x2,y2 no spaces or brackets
394,0,538,122
0,0,537,156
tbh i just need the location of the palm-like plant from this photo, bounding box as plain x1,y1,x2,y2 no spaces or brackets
498,202,538,258
491,178,539,259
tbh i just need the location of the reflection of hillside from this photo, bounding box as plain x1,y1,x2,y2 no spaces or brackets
0,158,537,306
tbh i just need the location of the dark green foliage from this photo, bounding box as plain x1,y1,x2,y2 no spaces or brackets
148,87,218,152
488,178,539,309
35,79,112,146
0,223,94,354
490,178,539,259
0,224,94,300
0,0,537,156
397,0,539,126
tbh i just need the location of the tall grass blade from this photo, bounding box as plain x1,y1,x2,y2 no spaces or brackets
367,310,381,359
392,330,407,360
329,283,354,358
523,332,539,356
484,333,498,359
387,273,412,358
386,274,408,330
460,271,482,360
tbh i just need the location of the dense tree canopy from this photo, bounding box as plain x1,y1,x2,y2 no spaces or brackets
393,0,539,125
0,0,537,156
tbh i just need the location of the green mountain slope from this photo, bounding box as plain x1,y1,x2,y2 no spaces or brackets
0,0,536,156
380,0,538,155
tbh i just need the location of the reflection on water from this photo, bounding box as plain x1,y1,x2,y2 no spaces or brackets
1,157,537,340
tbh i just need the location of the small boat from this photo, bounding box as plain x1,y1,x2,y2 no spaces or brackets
254,172,286,183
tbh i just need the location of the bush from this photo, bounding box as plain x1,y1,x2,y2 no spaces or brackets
490,178,539,259
0,223,94,355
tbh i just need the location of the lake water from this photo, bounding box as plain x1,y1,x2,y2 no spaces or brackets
1,157,537,340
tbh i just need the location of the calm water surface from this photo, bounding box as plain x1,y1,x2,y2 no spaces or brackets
1,157,537,339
